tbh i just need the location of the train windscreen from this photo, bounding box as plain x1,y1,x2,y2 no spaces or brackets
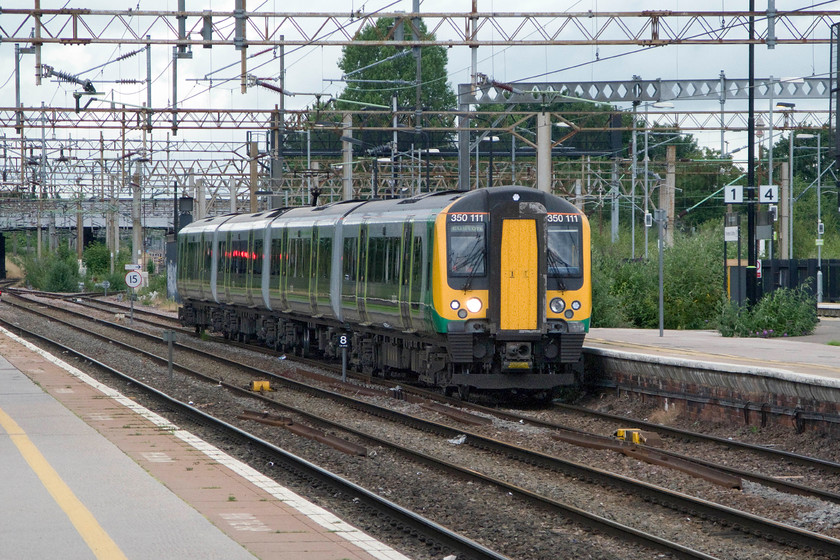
547,224,581,277
447,223,486,277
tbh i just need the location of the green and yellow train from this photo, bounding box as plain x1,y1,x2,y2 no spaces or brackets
177,185,591,399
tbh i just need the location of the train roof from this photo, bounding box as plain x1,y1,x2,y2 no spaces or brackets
179,187,582,236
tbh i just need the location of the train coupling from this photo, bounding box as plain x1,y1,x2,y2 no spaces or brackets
502,342,533,370
613,428,663,447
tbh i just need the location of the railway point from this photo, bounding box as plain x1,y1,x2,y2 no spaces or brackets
0,326,407,560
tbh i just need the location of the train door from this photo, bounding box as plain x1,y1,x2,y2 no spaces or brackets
245,229,255,307
309,228,319,315
356,223,369,324
221,231,232,302
398,221,414,331
276,227,289,311
499,219,538,330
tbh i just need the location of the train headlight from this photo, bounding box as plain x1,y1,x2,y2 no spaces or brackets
571,300,581,311
549,298,566,313
564,310,574,319
450,300,461,310
466,298,483,313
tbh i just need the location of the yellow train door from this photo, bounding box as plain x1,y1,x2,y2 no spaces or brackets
499,219,538,330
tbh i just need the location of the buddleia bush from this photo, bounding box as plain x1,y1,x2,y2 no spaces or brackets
590,222,724,329
716,284,818,338
18,244,81,292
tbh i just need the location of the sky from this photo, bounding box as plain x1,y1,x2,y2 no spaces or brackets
0,1,837,164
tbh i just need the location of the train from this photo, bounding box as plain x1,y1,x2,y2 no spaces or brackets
176,185,591,400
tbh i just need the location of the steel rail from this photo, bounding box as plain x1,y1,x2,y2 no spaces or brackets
553,402,840,474
13,290,840,505
0,313,511,560
0,299,718,560
4,294,840,558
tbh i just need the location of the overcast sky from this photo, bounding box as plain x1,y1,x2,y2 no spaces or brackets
1,0,836,156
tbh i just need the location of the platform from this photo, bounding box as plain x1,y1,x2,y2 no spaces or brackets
583,317,840,430
0,327,408,560
585,315,840,382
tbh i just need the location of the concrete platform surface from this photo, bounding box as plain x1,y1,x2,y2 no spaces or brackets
586,316,840,382
0,326,408,560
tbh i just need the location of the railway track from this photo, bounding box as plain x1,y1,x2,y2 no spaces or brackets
0,318,506,560
3,292,840,559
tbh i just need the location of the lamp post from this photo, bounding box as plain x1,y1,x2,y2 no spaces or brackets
797,133,823,302
641,101,674,260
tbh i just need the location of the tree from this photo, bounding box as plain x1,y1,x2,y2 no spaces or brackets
336,17,456,151
337,17,455,112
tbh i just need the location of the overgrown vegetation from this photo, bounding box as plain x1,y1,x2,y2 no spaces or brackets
591,222,724,330
13,244,81,292
590,220,820,337
716,284,818,338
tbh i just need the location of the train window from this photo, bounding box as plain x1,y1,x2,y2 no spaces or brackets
218,233,230,276
547,225,581,277
253,237,263,279
411,235,423,303
270,237,281,277
368,237,386,283
343,237,357,281
202,235,212,278
387,237,400,284
447,223,486,277
317,237,332,282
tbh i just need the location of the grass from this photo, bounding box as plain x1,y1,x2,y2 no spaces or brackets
828,341,840,346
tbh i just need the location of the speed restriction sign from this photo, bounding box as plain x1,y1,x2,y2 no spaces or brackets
125,270,143,288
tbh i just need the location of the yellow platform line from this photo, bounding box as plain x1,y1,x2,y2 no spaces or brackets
0,406,128,560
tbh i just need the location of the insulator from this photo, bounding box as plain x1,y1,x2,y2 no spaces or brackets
114,48,144,62
116,79,140,84
51,68,79,84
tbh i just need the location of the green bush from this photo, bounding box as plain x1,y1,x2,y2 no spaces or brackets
716,284,818,338
82,242,111,276
591,222,724,329
17,244,81,292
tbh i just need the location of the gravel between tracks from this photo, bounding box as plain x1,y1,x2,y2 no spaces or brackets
4,295,840,559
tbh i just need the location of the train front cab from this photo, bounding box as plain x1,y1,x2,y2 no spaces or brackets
433,186,591,396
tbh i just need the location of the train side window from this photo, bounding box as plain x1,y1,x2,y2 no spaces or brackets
270,235,283,277
411,235,423,303
368,237,386,283
547,225,581,277
447,223,486,277
343,237,357,281
253,236,263,280
202,234,212,279
318,236,332,282
219,233,230,277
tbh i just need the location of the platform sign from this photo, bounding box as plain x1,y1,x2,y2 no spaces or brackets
724,185,744,204
724,226,739,242
337,334,350,348
759,185,778,204
125,270,143,288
